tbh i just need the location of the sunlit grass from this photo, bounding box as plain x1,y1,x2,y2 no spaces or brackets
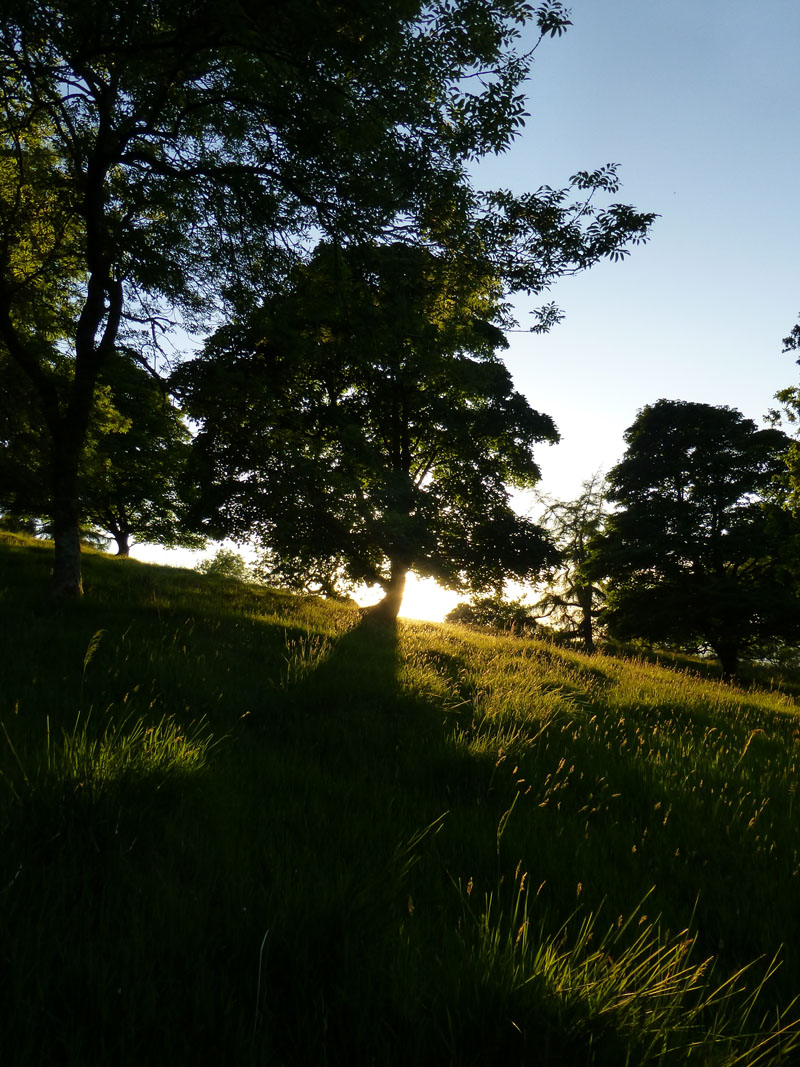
3,536,800,1064
2,709,214,800
440,873,799,1065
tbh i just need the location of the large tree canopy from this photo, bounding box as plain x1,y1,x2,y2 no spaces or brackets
587,399,800,680
177,242,561,616
5,0,653,597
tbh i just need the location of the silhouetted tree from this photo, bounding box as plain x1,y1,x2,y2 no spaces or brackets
536,474,607,652
195,548,250,583
783,315,800,356
768,314,800,509
586,400,800,681
80,355,205,556
177,243,561,618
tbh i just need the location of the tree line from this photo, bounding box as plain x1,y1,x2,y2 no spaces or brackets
2,1,799,678
450,391,800,681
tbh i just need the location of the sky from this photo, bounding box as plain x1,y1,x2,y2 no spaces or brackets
135,0,800,621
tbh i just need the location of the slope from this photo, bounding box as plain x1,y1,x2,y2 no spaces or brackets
1,534,800,1064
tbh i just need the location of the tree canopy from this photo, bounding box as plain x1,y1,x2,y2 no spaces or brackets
783,314,800,357
178,241,562,616
1,348,202,555
81,355,204,557
6,0,656,598
770,313,800,510
586,399,800,679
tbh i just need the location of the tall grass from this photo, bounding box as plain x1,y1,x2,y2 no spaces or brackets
2,536,800,1064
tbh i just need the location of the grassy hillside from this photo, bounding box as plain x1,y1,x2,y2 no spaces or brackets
3,534,800,1065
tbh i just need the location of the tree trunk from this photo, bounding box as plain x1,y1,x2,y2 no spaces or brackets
369,563,407,622
577,584,595,654
49,431,85,598
114,531,131,557
50,489,83,598
713,641,739,683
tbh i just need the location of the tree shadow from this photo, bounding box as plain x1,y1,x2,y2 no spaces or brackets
262,612,434,773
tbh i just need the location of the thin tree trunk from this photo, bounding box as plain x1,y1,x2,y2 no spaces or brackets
577,584,595,654
50,446,84,598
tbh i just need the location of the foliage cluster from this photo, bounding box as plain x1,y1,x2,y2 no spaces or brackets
194,546,252,583
445,593,542,634
178,241,562,613
1,349,204,555
535,473,607,652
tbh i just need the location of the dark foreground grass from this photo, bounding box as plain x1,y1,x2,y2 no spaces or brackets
2,535,800,1064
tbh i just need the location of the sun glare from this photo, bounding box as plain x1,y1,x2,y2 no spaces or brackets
133,544,459,623
397,573,459,623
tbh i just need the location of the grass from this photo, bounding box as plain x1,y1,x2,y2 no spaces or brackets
2,534,800,1063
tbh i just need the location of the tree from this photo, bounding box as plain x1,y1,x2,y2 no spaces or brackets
768,313,800,508
6,0,626,597
177,242,562,618
79,354,205,556
535,474,607,652
783,315,800,357
195,548,250,583
1,349,202,556
586,400,800,681
445,594,541,635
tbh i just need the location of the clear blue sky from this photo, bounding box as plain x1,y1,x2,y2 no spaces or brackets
474,0,800,503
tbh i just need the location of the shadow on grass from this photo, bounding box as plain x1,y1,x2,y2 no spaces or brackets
255,611,449,798
4,543,800,1065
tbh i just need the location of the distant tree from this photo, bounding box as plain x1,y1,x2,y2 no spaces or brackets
535,474,607,652
195,548,250,583
249,553,352,602
586,400,800,681
769,315,800,508
178,242,561,618
446,594,540,635
783,315,800,356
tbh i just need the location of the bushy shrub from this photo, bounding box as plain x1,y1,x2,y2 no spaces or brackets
446,595,541,635
195,548,251,582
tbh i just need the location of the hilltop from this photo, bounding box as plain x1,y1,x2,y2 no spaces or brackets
2,534,800,1065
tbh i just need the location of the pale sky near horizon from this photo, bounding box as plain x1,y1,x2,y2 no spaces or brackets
135,1,800,621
